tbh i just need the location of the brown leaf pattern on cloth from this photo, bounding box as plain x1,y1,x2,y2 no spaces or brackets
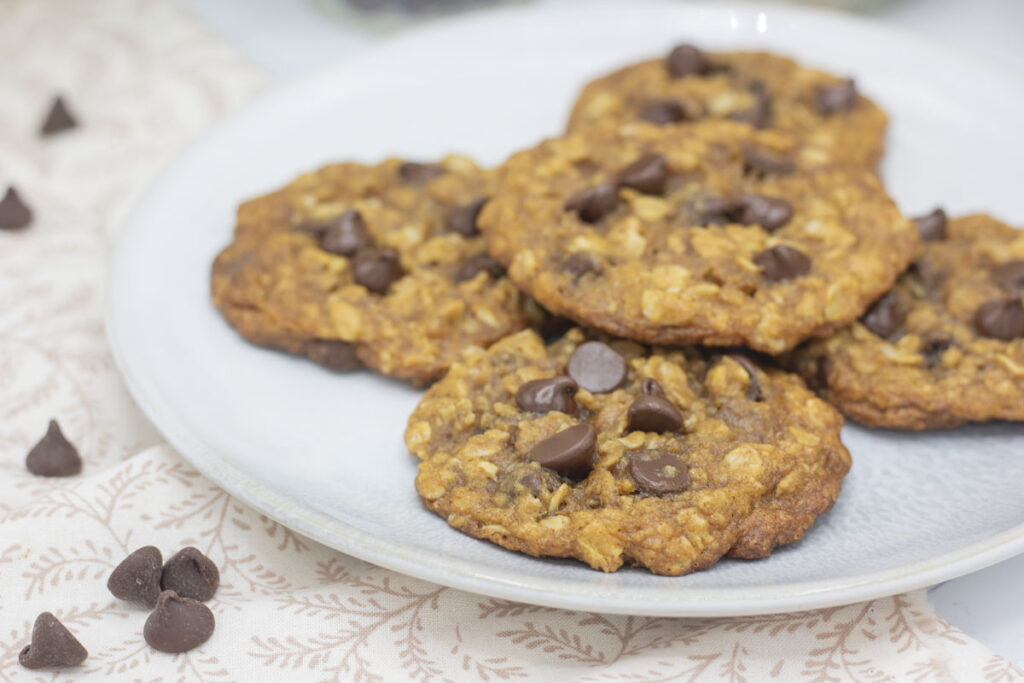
0,0,1022,681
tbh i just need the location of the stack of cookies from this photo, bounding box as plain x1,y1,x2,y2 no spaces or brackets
211,44,1024,576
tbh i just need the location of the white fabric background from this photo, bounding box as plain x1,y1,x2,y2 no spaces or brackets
1,1,1022,680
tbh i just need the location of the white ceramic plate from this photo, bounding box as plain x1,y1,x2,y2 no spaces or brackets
106,1,1024,616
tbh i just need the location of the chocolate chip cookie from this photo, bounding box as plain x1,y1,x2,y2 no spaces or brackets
407,328,850,575
211,156,537,384
788,212,1024,430
481,120,917,353
568,45,887,169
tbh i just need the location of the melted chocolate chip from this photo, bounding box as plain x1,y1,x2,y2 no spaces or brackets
0,186,33,230
305,340,362,372
565,182,618,223
816,79,857,115
743,146,795,176
40,95,77,136
975,297,1024,340
144,591,215,654
107,546,163,608
729,355,763,401
567,341,627,393
753,245,811,281
617,154,668,195
351,247,403,294
398,162,444,185
667,44,710,78
562,252,603,280
454,253,504,283
18,613,87,669
627,394,683,433
638,99,688,125
26,420,81,477
516,377,578,415
628,451,690,494
446,197,488,237
527,423,596,479
913,208,947,241
729,81,772,128
993,260,1024,292
319,210,370,256
860,292,905,339
734,194,794,231
161,547,219,603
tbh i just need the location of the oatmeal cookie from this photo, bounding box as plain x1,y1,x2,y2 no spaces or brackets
407,328,850,575
211,156,537,384
788,212,1024,430
568,45,887,169
481,120,917,353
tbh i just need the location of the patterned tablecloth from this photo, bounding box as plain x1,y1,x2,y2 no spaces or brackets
1,1,1022,680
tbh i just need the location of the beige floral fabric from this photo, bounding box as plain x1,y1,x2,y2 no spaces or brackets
1,0,1022,681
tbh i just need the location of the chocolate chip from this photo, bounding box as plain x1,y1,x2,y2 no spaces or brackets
743,146,795,176
518,471,550,497
617,154,668,195
516,377,578,415
816,79,857,115
729,355,763,401
638,99,688,125
628,451,689,494
161,547,219,602
40,95,77,136
26,420,81,477
729,82,772,128
319,210,370,256
753,245,811,281
351,247,403,294
667,44,709,78
565,182,618,223
567,341,627,393
18,612,87,669
0,186,33,230
860,292,905,339
305,339,362,372
446,197,488,237
454,253,504,283
913,208,947,241
527,423,596,479
734,195,793,231
144,591,215,654
993,260,1024,292
562,252,603,280
108,546,163,608
398,162,444,185
640,378,664,396
975,297,1024,340
695,197,740,226
626,394,683,433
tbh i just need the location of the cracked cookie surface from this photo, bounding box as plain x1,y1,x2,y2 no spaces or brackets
211,156,537,384
568,46,887,169
407,328,850,575
481,120,917,354
788,213,1024,430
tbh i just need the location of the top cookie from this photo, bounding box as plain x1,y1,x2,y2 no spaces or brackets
788,212,1024,430
407,328,850,575
568,45,887,169
211,156,537,384
481,120,917,353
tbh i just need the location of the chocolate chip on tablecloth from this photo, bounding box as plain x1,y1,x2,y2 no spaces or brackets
0,186,33,230
108,546,163,608
144,591,215,654
161,547,220,602
40,95,78,136
26,420,82,477
19,612,88,669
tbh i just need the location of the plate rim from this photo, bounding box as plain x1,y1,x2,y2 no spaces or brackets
105,0,1024,617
